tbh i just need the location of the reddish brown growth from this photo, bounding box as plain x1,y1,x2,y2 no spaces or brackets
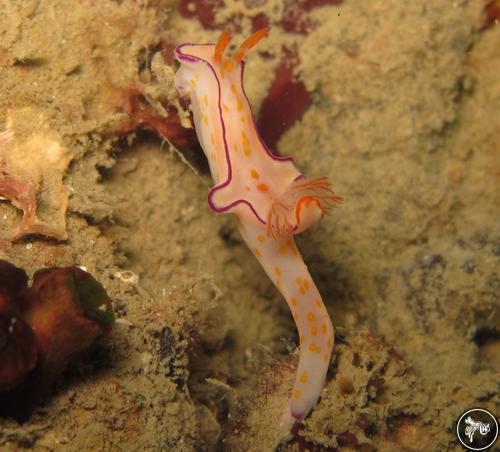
355,414,372,430
178,0,343,35
0,260,114,421
481,0,500,29
0,160,39,241
258,59,311,151
337,431,358,447
117,87,198,150
289,422,322,451
178,0,223,29
0,262,37,393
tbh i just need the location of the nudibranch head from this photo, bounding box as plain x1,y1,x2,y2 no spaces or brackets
174,28,270,95
174,29,303,224
267,176,343,238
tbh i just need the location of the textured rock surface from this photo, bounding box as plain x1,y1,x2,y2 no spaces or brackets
0,0,498,450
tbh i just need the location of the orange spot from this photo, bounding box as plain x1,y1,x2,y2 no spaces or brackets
275,266,282,276
322,323,327,335
253,247,261,257
308,342,321,353
230,84,237,93
294,389,302,399
236,96,243,112
244,146,252,156
323,353,329,362
241,131,249,145
203,116,208,125
315,299,321,308
223,103,230,112
234,28,270,61
295,277,302,285
300,372,308,383
307,312,315,322
327,339,332,348
214,31,230,64
311,326,318,336
299,287,306,295
300,335,304,342
278,244,288,254
258,234,266,243
251,169,260,179
190,79,197,87
291,297,298,306
210,133,215,145
204,95,208,106
303,280,310,290
224,59,234,71
257,183,269,192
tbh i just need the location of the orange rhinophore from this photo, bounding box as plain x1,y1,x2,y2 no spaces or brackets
234,27,269,61
213,30,230,64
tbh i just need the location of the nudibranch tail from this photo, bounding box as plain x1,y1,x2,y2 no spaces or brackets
267,176,343,238
237,221,334,422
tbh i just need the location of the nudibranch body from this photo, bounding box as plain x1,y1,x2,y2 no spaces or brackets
174,29,342,423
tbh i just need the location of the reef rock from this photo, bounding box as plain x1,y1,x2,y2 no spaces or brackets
0,107,72,241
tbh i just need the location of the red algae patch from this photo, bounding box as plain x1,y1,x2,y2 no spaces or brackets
481,0,500,29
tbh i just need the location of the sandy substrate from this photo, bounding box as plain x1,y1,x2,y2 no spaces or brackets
0,0,498,450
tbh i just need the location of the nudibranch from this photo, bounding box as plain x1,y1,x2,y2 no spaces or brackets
174,29,342,423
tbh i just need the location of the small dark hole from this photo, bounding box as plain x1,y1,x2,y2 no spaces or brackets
473,328,500,346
